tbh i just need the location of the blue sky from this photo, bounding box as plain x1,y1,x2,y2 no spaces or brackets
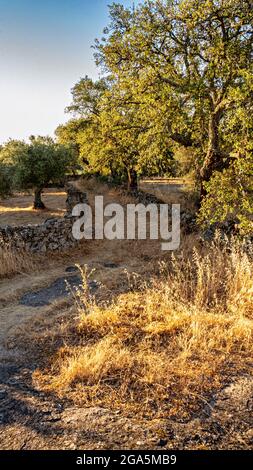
0,0,137,143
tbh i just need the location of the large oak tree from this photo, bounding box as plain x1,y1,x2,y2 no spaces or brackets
95,0,253,194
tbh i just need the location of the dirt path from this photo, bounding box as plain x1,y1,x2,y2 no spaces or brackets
0,185,154,449
0,188,66,226
0,237,165,450
0,184,252,450
1,249,252,450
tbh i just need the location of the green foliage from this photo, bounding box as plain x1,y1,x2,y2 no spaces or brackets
173,147,196,178
60,0,253,227
0,139,28,165
64,76,177,185
96,0,252,174
55,119,88,169
0,136,76,207
66,76,109,118
0,140,27,198
140,149,176,177
199,153,253,234
13,136,75,191
0,163,14,198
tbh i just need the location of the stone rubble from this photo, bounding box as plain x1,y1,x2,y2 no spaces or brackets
0,185,88,253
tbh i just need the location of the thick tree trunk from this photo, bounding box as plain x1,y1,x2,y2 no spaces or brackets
127,168,138,191
200,111,223,198
34,188,45,209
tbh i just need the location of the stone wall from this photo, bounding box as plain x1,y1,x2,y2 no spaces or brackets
0,186,88,253
65,183,88,215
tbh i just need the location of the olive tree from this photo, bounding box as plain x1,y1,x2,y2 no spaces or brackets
11,136,75,209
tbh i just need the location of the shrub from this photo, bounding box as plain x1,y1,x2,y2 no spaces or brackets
0,164,14,199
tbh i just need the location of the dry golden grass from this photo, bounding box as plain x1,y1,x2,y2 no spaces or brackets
36,238,253,418
139,179,198,212
0,188,66,226
0,247,36,279
76,176,136,208
76,177,110,195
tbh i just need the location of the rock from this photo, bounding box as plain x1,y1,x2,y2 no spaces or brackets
65,266,79,273
0,185,88,254
142,255,151,262
19,275,83,307
19,275,99,307
48,243,59,251
0,388,7,399
181,210,197,233
157,438,168,447
103,262,119,269
65,184,88,216
0,413,6,424
121,189,164,206
44,218,58,224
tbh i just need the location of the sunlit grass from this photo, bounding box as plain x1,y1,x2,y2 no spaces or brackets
0,247,36,278
35,238,253,417
0,205,35,212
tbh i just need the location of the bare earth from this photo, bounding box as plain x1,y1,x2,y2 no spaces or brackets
0,188,66,227
0,183,252,450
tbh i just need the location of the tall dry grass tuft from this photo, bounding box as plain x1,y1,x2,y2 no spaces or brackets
0,247,36,278
36,238,253,417
76,176,137,207
160,236,253,313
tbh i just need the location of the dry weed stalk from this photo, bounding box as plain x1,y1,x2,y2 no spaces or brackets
35,238,253,417
0,247,36,278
